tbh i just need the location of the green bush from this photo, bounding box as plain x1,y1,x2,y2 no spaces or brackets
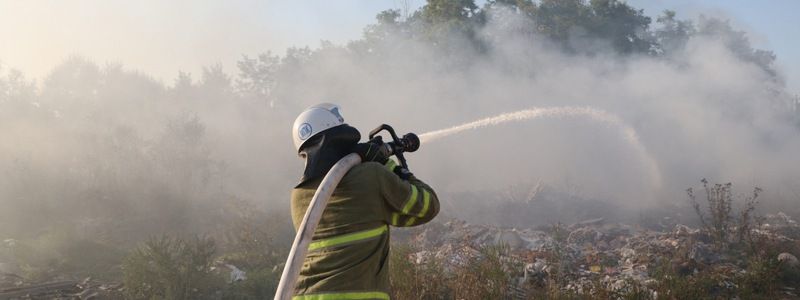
687,179,762,250
122,235,222,300
216,200,288,299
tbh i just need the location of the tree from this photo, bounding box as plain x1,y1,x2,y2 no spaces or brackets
199,64,233,100
39,57,102,111
0,67,37,119
413,0,479,43
361,9,404,44
695,15,777,78
236,52,280,104
484,0,537,17
532,0,590,47
654,10,694,55
419,0,478,24
586,0,653,54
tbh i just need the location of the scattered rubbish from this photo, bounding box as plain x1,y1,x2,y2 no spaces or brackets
778,252,799,268
226,264,248,282
397,211,800,298
0,277,123,299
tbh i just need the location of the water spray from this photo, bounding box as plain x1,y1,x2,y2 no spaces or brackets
368,124,420,168
419,106,662,188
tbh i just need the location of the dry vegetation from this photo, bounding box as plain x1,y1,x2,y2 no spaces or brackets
385,181,799,299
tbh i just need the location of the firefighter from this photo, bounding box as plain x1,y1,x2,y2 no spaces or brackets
290,103,439,299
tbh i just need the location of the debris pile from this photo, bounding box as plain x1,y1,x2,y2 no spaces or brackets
0,277,123,300
399,212,800,298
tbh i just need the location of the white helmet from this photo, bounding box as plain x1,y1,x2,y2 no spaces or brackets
292,103,346,152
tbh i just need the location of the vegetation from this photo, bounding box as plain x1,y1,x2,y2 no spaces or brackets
0,0,797,299
389,243,521,299
122,235,219,300
348,0,779,77
687,179,763,251
0,228,124,282
381,180,796,299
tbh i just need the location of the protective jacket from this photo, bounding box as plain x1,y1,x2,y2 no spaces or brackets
290,159,440,299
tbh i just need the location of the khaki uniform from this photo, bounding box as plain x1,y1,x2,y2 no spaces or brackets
290,160,440,299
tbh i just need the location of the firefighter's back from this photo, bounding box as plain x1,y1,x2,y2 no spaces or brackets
290,162,392,299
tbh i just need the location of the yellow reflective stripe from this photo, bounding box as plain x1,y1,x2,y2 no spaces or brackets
384,159,396,171
308,225,388,251
404,217,416,226
416,189,431,218
293,291,390,300
401,185,418,214
391,213,399,226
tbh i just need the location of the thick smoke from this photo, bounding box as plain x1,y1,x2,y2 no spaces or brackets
1,3,798,240
266,7,799,218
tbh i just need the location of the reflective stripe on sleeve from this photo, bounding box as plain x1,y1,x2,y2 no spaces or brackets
416,189,431,218
308,225,388,251
293,291,390,300
391,213,399,226
384,159,397,171
401,185,418,214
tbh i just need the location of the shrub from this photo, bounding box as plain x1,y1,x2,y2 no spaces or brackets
389,244,450,299
216,199,289,298
389,243,520,299
2,227,124,282
449,244,520,299
687,179,762,250
122,235,222,300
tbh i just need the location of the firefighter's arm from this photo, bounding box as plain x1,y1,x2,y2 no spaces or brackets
376,159,440,227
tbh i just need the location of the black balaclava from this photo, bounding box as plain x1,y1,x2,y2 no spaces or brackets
297,124,361,186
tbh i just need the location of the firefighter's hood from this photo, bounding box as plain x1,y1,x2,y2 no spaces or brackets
297,124,360,186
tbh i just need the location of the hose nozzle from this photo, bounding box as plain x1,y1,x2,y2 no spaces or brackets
399,133,419,153
369,124,419,169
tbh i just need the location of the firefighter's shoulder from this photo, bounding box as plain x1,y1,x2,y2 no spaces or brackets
343,161,394,181
354,161,395,174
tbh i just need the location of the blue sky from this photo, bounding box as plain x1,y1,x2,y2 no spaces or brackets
0,0,797,92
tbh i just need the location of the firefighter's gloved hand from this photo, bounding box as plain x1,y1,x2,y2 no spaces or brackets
393,166,414,180
384,158,413,180
352,142,389,164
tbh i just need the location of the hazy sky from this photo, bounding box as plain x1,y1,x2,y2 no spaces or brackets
0,0,797,92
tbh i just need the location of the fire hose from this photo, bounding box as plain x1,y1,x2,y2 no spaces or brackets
274,125,419,300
